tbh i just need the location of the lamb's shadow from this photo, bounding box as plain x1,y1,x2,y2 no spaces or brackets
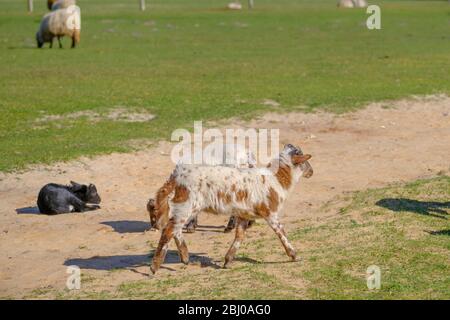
197,224,226,230
16,206,41,215
376,198,449,219
100,220,150,234
425,229,450,236
64,251,219,271
191,224,226,233
234,256,300,265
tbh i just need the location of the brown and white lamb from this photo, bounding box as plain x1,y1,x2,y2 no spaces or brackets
149,144,313,274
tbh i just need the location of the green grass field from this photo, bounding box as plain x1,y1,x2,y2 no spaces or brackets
1,0,449,172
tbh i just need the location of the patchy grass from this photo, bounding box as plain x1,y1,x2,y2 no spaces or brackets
27,176,449,299
1,0,450,171
295,176,450,299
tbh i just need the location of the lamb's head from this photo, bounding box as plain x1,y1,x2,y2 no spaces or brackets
69,181,102,204
47,0,56,10
147,197,171,231
280,144,313,178
36,31,44,48
147,198,157,228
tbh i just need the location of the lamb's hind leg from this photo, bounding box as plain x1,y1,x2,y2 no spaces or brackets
70,195,99,212
57,36,62,48
224,217,249,268
265,215,296,261
174,219,189,264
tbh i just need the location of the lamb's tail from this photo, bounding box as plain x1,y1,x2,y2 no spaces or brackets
148,174,176,230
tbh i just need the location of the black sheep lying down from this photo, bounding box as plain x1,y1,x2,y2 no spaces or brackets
37,181,101,214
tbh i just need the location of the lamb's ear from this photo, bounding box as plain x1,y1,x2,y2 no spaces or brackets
70,181,83,191
292,154,311,165
78,185,88,194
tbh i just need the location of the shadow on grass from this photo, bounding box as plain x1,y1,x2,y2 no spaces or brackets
425,229,450,236
234,256,301,265
64,251,219,271
100,220,150,233
376,198,449,219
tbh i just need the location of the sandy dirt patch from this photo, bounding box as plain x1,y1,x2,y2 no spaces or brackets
0,96,449,297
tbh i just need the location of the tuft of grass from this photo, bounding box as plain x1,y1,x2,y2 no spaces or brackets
1,0,450,171
295,176,450,299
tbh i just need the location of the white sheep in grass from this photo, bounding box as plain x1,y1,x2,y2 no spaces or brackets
148,144,313,273
36,5,81,49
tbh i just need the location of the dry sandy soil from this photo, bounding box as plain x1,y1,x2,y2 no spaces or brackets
0,95,449,298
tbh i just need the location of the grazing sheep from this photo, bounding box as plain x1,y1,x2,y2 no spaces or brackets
36,5,81,49
37,181,101,215
51,0,77,10
149,144,313,274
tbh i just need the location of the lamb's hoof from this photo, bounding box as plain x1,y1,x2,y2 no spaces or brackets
223,262,232,269
223,227,233,233
149,266,157,275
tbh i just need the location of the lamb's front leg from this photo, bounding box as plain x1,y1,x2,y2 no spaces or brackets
224,217,249,268
266,215,296,261
150,218,177,274
174,222,189,264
